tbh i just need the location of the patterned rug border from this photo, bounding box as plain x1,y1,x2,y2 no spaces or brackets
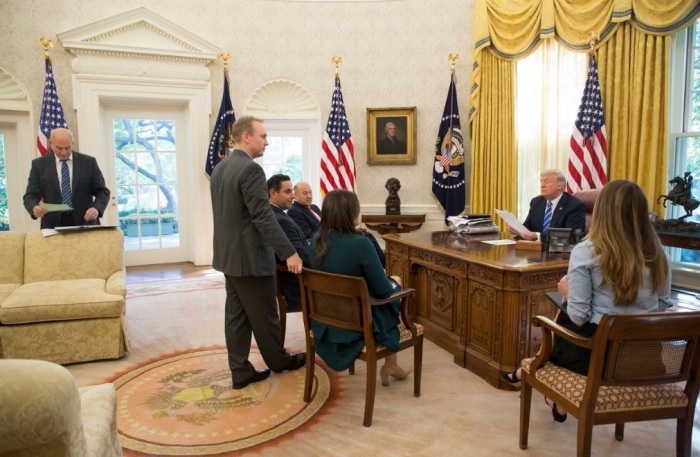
102,345,342,457
127,276,225,298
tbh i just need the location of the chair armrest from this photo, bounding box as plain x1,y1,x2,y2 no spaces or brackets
369,288,416,306
370,288,419,337
105,268,126,297
528,315,593,372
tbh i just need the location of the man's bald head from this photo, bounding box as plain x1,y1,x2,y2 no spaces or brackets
293,181,313,206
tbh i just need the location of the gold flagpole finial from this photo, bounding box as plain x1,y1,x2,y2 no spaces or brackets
218,53,231,69
448,53,459,71
331,56,342,75
39,37,53,58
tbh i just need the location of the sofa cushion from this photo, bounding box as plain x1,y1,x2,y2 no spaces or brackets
23,229,124,283
0,283,20,304
0,232,26,284
0,279,124,324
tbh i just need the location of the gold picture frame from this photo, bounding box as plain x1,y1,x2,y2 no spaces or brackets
367,107,416,165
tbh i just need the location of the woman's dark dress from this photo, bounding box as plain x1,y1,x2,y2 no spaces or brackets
308,230,400,371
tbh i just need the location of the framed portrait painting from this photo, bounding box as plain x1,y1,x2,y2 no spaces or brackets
367,107,416,165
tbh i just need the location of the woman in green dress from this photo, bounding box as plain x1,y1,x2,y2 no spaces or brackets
308,190,409,386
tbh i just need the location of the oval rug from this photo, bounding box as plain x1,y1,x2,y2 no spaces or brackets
109,347,336,456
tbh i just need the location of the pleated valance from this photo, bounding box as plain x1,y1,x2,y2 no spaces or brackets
473,0,700,59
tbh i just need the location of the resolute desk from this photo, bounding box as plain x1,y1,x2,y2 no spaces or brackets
383,231,569,390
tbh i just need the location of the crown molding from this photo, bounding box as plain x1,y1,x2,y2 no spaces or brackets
57,7,220,64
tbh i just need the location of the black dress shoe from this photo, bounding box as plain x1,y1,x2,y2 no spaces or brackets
273,353,306,373
232,368,271,390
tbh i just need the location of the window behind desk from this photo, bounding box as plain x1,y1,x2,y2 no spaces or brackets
669,19,700,283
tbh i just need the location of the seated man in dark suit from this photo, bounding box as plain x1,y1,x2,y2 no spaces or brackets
287,181,386,267
507,169,586,241
268,174,310,312
287,181,321,240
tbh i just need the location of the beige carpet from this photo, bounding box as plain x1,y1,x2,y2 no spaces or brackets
67,275,700,456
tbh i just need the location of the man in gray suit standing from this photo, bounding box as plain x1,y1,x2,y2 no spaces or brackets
210,116,306,390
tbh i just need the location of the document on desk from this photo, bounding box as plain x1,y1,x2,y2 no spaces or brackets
39,202,72,212
482,239,516,245
495,209,528,235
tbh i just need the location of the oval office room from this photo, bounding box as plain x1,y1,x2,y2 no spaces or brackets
1,1,700,456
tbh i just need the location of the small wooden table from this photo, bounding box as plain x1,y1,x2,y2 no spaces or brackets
656,232,700,251
362,213,425,235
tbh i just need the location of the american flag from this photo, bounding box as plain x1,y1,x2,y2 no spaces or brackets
432,72,465,220
205,70,236,177
568,53,608,193
36,58,68,157
320,75,356,195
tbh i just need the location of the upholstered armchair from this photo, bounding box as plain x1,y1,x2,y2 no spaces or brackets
572,188,600,233
0,359,122,457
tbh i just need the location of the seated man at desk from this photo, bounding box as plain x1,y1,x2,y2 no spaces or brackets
507,169,585,241
268,174,310,312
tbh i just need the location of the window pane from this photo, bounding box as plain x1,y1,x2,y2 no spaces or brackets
0,133,8,231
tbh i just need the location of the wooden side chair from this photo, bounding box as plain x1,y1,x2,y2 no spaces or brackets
298,268,424,427
275,264,301,346
520,311,700,457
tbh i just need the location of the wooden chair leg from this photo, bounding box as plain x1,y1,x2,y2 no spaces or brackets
519,381,532,450
363,360,377,427
614,423,624,441
303,346,316,403
677,417,692,457
349,361,355,375
577,416,594,457
414,337,423,397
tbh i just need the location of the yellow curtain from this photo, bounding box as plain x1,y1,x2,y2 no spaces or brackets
597,24,670,214
469,0,700,216
469,50,516,217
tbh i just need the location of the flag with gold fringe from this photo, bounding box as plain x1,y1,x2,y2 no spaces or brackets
205,70,236,177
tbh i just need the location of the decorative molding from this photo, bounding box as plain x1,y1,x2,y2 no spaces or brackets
245,79,319,117
0,67,30,111
57,7,220,63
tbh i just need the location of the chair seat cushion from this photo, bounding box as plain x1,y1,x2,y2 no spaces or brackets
364,322,424,353
0,279,124,324
522,359,689,413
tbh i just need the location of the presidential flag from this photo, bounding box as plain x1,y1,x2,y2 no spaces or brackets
205,70,236,177
37,57,68,157
320,75,356,195
568,53,608,193
432,72,465,220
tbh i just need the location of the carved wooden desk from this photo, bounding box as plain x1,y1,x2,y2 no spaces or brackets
362,214,426,235
383,231,569,390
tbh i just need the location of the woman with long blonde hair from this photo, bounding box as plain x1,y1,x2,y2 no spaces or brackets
501,180,672,422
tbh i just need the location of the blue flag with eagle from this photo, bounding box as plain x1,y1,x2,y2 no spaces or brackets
432,72,465,221
205,70,236,177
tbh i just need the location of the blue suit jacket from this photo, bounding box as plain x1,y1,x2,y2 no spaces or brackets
271,204,310,311
523,192,586,234
287,201,321,240
23,151,110,229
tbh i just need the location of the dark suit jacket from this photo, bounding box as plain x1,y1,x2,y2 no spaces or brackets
523,192,586,235
376,137,406,154
23,151,110,229
287,201,321,240
271,205,310,311
210,149,295,277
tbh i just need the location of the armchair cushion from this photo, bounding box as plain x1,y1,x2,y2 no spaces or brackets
522,358,688,412
0,279,124,324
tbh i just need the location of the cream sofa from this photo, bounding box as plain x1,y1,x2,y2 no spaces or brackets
0,229,129,364
0,358,122,457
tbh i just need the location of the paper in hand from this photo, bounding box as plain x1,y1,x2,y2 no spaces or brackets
495,209,528,235
40,202,72,212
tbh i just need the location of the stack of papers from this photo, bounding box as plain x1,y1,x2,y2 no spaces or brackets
447,215,499,235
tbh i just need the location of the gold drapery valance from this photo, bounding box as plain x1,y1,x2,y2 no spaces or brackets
468,0,700,218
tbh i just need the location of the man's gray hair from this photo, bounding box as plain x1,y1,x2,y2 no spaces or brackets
542,169,566,187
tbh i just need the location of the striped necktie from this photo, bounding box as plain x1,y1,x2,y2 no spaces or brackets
60,159,73,207
308,206,320,222
542,200,553,237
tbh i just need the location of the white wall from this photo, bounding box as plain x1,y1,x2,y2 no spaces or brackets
0,0,474,260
